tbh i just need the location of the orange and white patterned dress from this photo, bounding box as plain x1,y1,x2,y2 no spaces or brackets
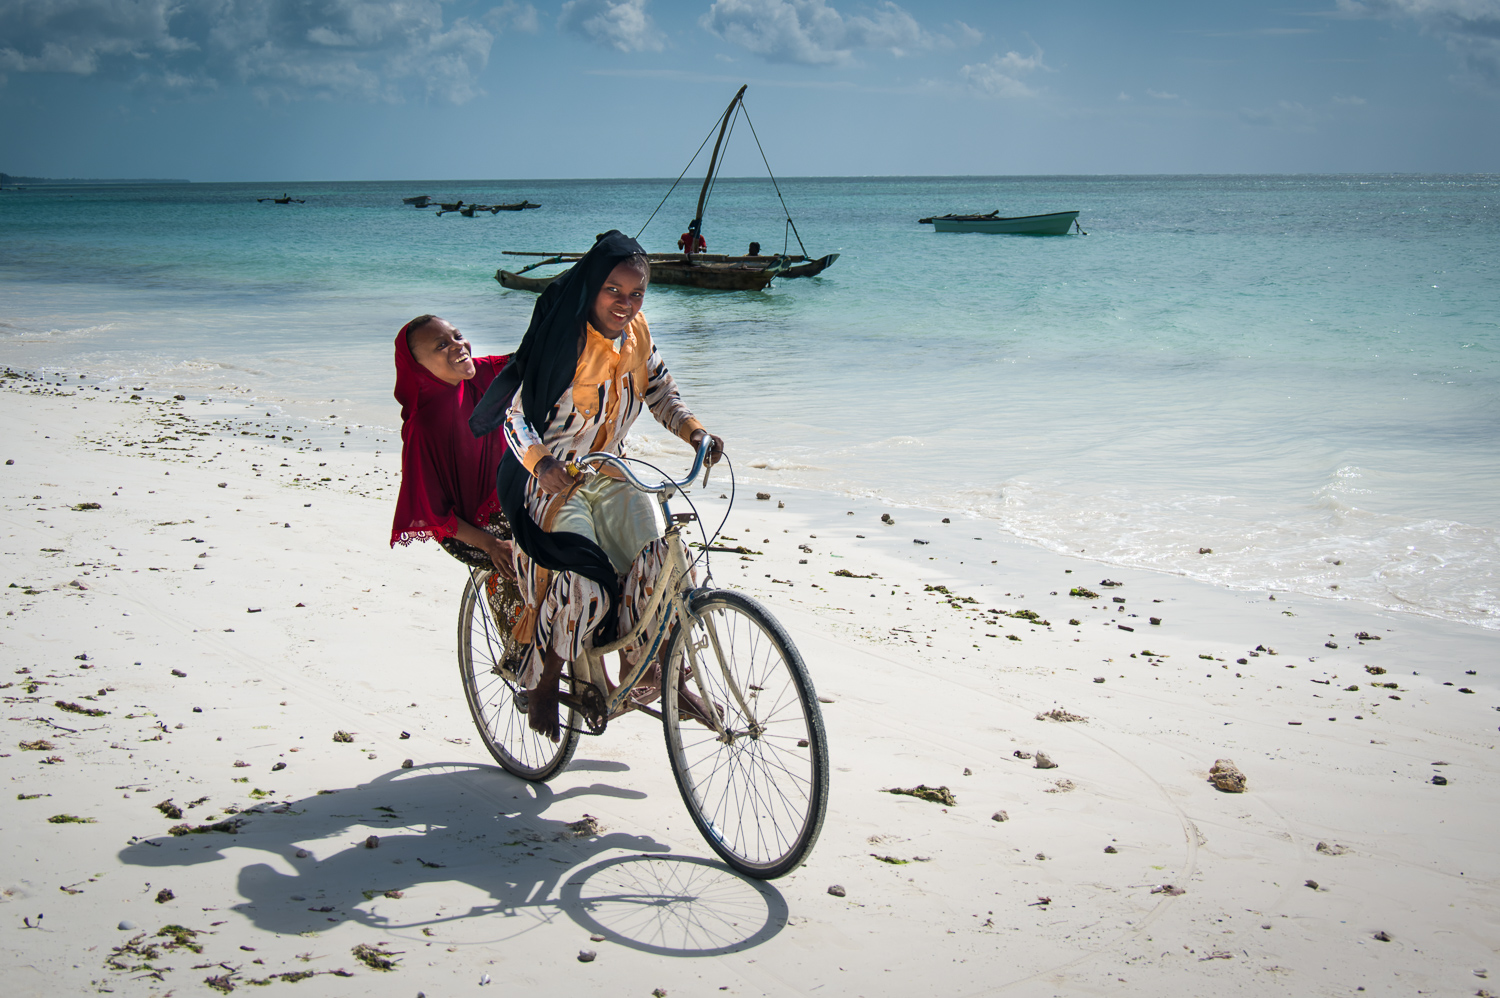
502,313,703,687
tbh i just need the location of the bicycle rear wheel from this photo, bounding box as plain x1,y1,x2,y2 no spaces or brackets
458,569,577,781
663,589,829,879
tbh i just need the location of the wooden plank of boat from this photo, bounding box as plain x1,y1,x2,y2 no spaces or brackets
496,269,559,292
779,253,839,279
919,210,1079,235
647,257,786,291
495,251,796,292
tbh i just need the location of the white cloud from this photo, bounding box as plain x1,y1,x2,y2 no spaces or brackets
700,0,959,66
957,48,1045,98
0,0,527,104
1117,91,1131,100
1338,0,1500,89
1146,88,1180,99
485,1,540,34
559,0,664,53
950,20,983,46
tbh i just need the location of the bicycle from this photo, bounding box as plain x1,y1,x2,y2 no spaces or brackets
456,438,830,879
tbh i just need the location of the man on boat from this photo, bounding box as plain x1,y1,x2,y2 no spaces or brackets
678,219,706,256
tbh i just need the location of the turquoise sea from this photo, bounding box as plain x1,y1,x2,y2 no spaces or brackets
2,175,1497,628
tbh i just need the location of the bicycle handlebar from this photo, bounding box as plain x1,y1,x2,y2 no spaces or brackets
574,435,713,492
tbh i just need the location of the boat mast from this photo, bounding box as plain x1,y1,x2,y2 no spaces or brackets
687,84,746,254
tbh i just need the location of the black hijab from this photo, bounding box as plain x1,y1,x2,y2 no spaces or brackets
469,230,647,643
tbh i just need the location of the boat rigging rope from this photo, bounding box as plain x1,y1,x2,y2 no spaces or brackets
635,117,720,242
741,104,810,259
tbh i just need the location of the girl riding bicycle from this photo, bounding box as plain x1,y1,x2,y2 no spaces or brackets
470,231,724,741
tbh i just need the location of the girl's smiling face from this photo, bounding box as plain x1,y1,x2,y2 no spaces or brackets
589,260,649,337
409,317,476,385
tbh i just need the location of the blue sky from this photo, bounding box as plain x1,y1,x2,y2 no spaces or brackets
2,0,1497,179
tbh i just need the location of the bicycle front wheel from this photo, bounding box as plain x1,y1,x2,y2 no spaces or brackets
458,569,577,781
663,589,829,879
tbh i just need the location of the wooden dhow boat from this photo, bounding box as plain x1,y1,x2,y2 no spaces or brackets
403,195,432,206
496,251,841,292
494,85,836,293
919,210,1081,235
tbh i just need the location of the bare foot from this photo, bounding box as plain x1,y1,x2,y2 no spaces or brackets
528,650,565,742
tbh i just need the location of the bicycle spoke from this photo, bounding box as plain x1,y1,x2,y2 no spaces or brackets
459,572,576,781
664,591,827,877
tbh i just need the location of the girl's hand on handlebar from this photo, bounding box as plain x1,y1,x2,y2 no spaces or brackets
533,455,576,495
689,428,725,467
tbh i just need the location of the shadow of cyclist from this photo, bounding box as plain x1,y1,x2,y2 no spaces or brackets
114,761,787,955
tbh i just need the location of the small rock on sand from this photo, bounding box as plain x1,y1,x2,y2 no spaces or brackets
1315,841,1349,855
1373,930,1392,942
155,888,174,903
1013,750,1033,760
991,811,1008,822
401,758,414,768
271,761,285,771
881,513,894,524
1104,845,1118,853
827,885,847,897
295,849,311,858
118,920,137,930
1209,759,1247,793
755,493,770,501
1431,774,1448,785
364,835,379,849
1034,752,1057,769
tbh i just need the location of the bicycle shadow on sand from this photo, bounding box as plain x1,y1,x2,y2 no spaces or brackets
116,761,788,956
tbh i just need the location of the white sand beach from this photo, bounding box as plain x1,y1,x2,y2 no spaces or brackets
2,374,1497,997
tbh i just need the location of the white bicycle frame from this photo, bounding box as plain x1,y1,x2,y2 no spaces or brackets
564,442,760,741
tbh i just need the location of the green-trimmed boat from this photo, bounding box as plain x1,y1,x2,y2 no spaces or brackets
919,210,1081,235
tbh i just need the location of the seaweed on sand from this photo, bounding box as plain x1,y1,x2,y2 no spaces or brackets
884,785,956,806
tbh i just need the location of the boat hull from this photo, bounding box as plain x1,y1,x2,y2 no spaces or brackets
494,251,836,293
928,211,1078,235
496,270,558,292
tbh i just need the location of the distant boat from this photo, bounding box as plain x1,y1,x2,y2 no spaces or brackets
494,85,836,293
919,210,1081,235
257,194,305,204
403,195,432,207
490,200,540,212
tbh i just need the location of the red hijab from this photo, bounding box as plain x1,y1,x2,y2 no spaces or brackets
390,320,511,546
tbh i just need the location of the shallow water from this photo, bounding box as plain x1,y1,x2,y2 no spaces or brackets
2,174,1497,627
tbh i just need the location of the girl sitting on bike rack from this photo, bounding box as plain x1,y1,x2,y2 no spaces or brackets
390,314,516,579
469,231,724,741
